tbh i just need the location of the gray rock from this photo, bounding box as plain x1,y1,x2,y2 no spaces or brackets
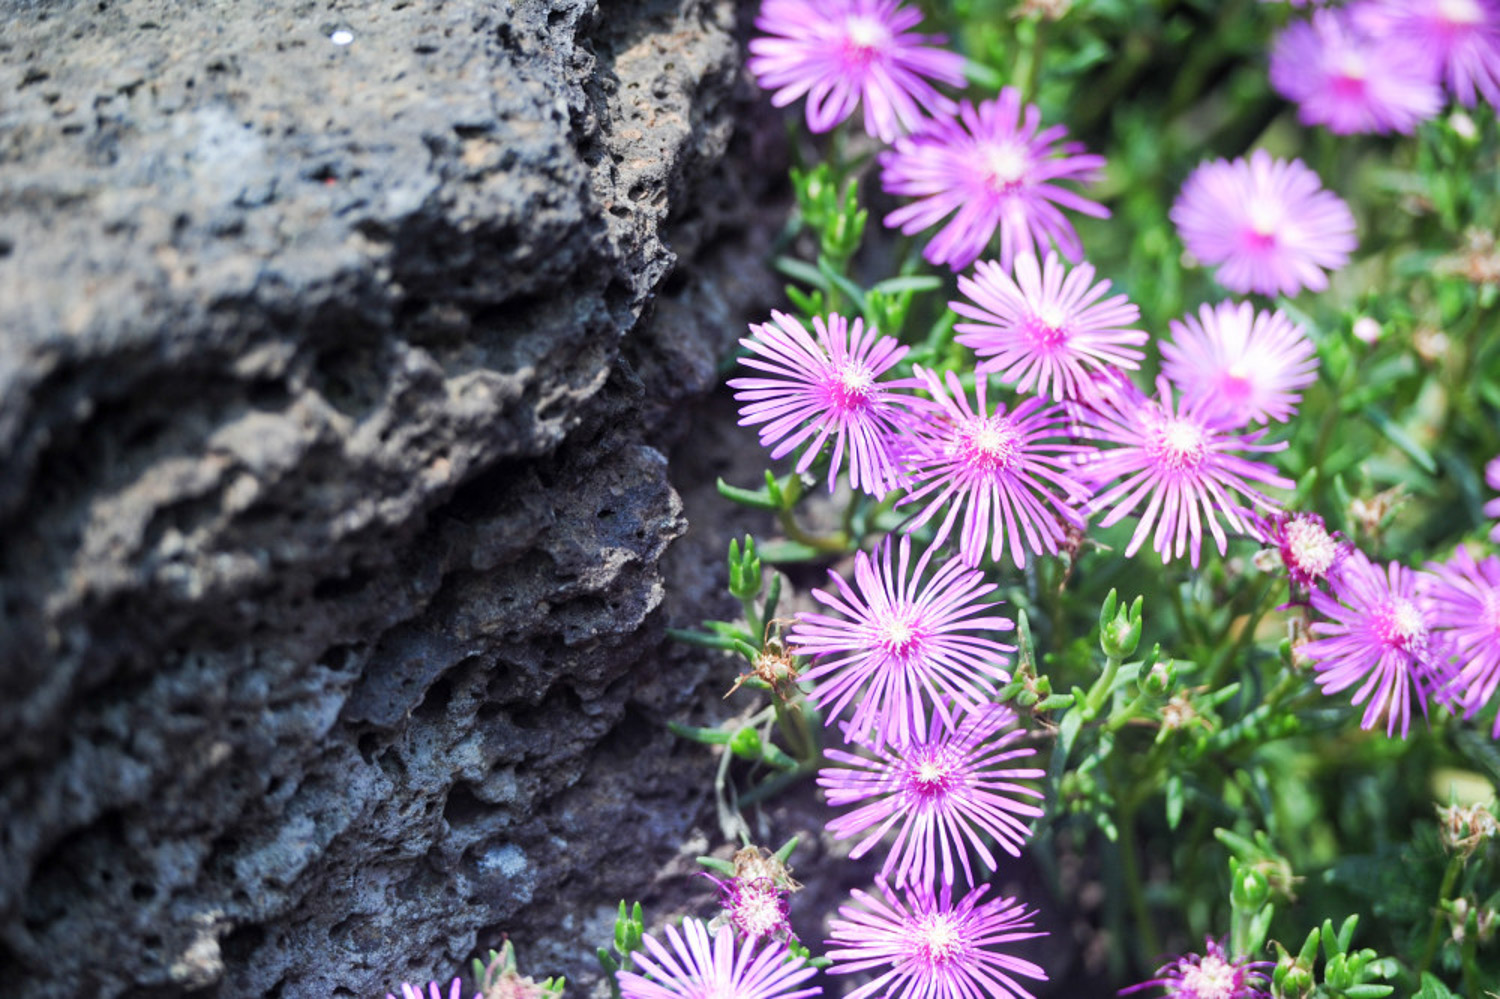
0,0,783,996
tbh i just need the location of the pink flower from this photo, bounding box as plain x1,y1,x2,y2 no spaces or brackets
1303,550,1449,738
952,252,1147,403
1424,545,1500,736
1356,0,1500,108
617,919,820,999
791,535,1014,749
1270,8,1443,134
1161,300,1318,426
819,703,1044,888
897,366,1092,567
880,90,1109,272
729,310,921,496
1485,455,1500,542
1251,510,1351,591
1119,938,1272,998
826,881,1047,999
1171,150,1357,297
1082,377,1293,568
705,874,794,943
747,0,966,142
387,981,477,999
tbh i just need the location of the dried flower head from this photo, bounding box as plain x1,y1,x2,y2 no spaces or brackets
1437,800,1500,859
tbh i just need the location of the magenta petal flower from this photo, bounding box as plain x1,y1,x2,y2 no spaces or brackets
880,89,1109,272
897,366,1092,568
617,919,821,999
1251,510,1351,590
826,881,1047,999
1119,938,1272,998
1082,376,1293,568
1270,9,1443,135
729,310,921,496
387,980,477,999
1171,150,1357,297
952,252,1147,403
1424,545,1500,736
1485,455,1500,542
1357,0,1500,108
747,0,966,142
1161,301,1318,427
791,535,1014,749
819,702,1044,888
1303,550,1449,738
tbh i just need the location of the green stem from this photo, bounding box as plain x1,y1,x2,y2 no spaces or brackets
1204,575,1276,690
775,476,851,554
1085,654,1126,718
737,762,818,808
774,695,818,764
1462,924,1481,999
1117,802,1161,963
1418,854,1464,976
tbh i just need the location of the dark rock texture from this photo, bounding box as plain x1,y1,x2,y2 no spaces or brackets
0,1,782,997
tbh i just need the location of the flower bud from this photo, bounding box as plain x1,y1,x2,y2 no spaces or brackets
1141,658,1175,697
729,727,764,761
1231,863,1271,912
1351,316,1381,345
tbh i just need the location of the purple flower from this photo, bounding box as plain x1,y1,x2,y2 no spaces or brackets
819,702,1044,888
1424,545,1500,736
1119,938,1272,998
1270,9,1443,135
1303,550,1449,738
952,252,1147,403
897,366,1092,568
617,919,820,999
1171,150,1357,297
880,90,1109,272
387,981,477,999
1251,510,1351,590
1161,301,1318,427
1082,376,1293,568
1485,455,1500,542
791,535,1014,749
706,874,794,943
729,310,921,496
747,0,966,142
826,881,1047,999
1356,0,1500,108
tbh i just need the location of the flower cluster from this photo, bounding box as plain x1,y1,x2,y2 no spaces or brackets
1270,0,1500,133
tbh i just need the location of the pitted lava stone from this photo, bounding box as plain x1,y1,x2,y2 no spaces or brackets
0,1,784,996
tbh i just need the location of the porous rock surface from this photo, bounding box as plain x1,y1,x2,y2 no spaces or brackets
0,1,782,996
